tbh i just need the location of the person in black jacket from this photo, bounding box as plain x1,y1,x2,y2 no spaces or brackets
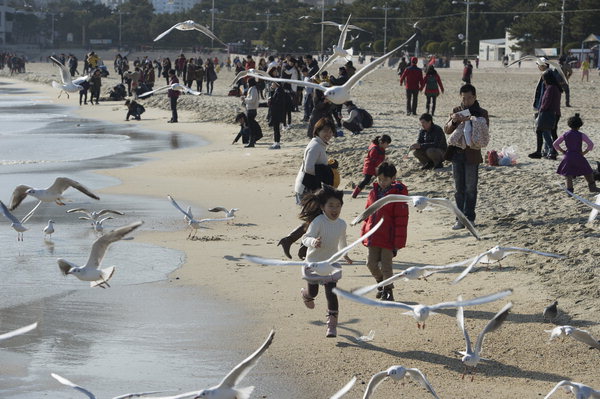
268,82,292,149
306,88,335,139
410,113,447,169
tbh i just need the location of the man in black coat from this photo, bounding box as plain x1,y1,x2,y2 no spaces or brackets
410,113,447,169
268,82,291,149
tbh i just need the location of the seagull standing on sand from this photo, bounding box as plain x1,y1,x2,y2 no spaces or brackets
452,246,565,284
333,287,512,329
0,322,37,342
51,373,165,399
153,20,227,47
50,56,91,98
67,208,124,221
456,298,512,380
9,177,100,214
57,221,143,288
167,195,233,239
151,330,275,399
138,83,201,98
0,200,41,241
545,325,600,350
43,220,55,239
544,380,600,399
363,366,439,399
243,23,421,105
350,194,480,240
242,218,384,277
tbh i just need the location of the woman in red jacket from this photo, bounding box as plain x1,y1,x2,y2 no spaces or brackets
352,135,391,198
360,162,409,301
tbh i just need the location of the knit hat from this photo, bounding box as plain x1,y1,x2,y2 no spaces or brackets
411,56,418,64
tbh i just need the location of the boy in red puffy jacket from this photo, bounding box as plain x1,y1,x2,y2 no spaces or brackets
360,162,409,301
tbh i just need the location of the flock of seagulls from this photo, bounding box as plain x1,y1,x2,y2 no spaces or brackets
167,195,235,239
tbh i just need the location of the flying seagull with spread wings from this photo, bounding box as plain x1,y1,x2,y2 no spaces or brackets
153,20,227,47
50,56,91,98
312,15,356,77
562,186,600,223
0,322,37,342
243,22,421,105
506,55,568,83
138,83,201,98
315,19,369,33
9,177,99,212
0,200,41,241
51,373,165,399
544,381,600,399
363,366,439,399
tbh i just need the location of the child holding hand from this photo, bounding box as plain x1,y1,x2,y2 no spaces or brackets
352,135,392,198
361,162,409,301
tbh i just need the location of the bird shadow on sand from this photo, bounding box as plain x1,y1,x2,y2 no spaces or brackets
335,339,571,382
231,222,257,227
223,255,244,261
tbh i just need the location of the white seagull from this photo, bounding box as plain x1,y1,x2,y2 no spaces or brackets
243,23,420,105
315,19,369,33
506,55,569,83
350,194,480,240
208,207,239,219
50,56,91,98
363,365,439,399
153,20,227,47
229,69,270,87
312,15,355,77
167,195,233,239
562,187,600,223
43,220,55,239
57,221,143,288
330,376,356,399
333,287,512,329
0,200,41,241
79,216,113,235
352,258,475,296
545,325,600,350
242,218,384,277
0,322,37,342
456,298,513,380
151,330,275,399
51,373,165,399
67,208,125,221
545,381,600,399
138,83,201,98
453,246,565,284
9,177,100,212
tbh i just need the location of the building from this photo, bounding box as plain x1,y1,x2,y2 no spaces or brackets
0,2,14,45
479,30,523,62
152,0,201,14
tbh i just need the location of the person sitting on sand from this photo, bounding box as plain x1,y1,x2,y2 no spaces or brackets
410,113,447,170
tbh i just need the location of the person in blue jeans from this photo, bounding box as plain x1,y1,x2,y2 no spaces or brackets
443,84,489,229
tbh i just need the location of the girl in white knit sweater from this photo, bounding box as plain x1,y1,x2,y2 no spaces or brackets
299,185,353,338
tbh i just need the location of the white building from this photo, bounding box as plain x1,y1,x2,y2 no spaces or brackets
0,2,14,45
152,0,201,14
479,30,523,62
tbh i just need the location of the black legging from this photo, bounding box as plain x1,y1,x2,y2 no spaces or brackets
426,95,437,115
206,80,214,94
308,282,338,312
357,174,374,190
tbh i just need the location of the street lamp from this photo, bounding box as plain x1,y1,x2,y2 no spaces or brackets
201,0,220,47
256,9,280,31
452,0,484,59
538,0,569,56
372,3,400,54
311,2,335,57
117,11,130,50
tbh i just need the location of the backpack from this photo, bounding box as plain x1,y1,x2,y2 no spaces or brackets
425,74,439,92
357,108,373,128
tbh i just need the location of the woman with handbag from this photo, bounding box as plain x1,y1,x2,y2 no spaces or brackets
537,71,562,160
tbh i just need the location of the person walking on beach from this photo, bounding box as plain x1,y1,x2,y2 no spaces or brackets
422,65,444,116
167,69,180,123
267,81,291,150
205,59,217,95
399,56,424,116
444,84,489,229
553,113,600,193
299,184,353,338
242,78,262,148
581,57,590,82
352,135,391,198
411,113,447,169
360,162,409,301
89,69,101,105
462,60,473,84
396,56,408,76
537,71,562,160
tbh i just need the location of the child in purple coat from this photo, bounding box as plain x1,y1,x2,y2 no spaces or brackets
553,113,600,193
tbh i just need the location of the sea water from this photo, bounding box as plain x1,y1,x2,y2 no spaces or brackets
0,82,293,398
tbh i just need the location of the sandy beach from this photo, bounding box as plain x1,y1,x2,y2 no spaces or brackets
1,58,599,398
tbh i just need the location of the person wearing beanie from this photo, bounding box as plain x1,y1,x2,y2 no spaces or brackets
399,57,424,116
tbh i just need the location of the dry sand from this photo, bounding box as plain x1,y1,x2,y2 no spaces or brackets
2,59,599,398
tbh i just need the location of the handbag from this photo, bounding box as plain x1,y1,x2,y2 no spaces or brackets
536,111,555,131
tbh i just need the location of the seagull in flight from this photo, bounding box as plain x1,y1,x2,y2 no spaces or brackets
506,55,569,83
0,200,41,241
242,218,384,277
51,373,165,399
9,177,100,213
50,56,91,98
150,330,275,399
545,325,600,350
329,376,356,399
57,221,143,288
333,287,512,329
316,19,369,33
363,365,439,399
562,187,600,223
208,207,239,218
167,195,233,239
350,194,480,240
67,208,124,221
452,246,565,284
138,83,201,98
544,380,600,399
456,298,512,380
79,216,113,235
153,20,227,46
312,15,356,77
243,23,421,105
0,322,37,342
229,68,270,87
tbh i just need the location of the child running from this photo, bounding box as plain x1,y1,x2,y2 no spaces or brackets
361,162,409,301
352,135,392,198
553,113,600,193
300,185,353,338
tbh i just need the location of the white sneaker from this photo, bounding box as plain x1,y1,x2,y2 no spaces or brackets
269,143,281,150
452,221,465,230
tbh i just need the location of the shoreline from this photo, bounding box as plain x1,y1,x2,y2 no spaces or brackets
2,63,599,398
